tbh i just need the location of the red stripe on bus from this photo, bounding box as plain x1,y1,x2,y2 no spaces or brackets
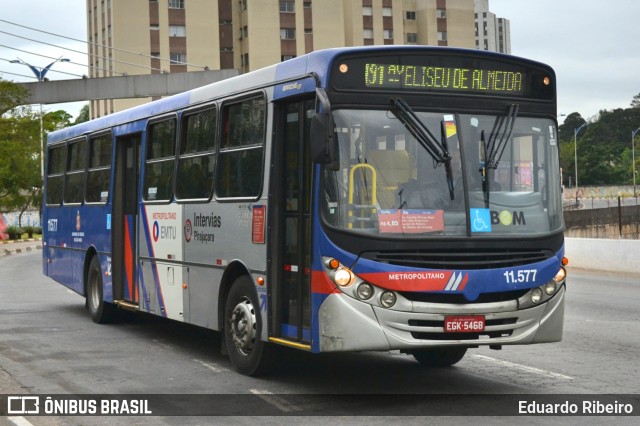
124,218,134,301
311,270,340,295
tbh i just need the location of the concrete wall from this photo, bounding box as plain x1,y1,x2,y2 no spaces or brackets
565,238,640,275
564,204,640,239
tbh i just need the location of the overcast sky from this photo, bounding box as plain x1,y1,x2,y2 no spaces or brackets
1,0,639,122
490,0,640,121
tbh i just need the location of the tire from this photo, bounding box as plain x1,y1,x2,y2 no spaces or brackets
224,275,273,376
412,347,467,367
86,256,116,324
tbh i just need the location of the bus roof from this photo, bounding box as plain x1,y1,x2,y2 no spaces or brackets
48,46,551,144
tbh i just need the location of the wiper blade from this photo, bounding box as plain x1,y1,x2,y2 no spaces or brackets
390,97,451,165
390,97,455,200
487,104,519,169
480,130,490,208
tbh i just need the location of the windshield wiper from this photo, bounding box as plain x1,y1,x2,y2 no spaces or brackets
390,97,455,200
480,130,490,207
486,104,519,169
479,104,519,208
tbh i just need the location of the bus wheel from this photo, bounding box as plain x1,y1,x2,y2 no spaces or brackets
224,276,272,376
411,347,467,367
86,256,116,324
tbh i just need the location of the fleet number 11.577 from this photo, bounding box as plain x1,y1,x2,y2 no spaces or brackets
504,269,537,284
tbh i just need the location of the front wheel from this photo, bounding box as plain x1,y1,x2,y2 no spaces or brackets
412,347,467,367
86,256,116,324
224,275,273,376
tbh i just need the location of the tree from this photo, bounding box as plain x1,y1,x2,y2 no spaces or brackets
0,79,28,115
74,104,90,124
631,92,640,109
558,112,586,144
576,107,640,185
0,106,41,219
1,104,73,223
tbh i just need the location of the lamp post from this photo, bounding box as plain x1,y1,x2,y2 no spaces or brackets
9,57,70,177
574,123,588,196
632,127,640,197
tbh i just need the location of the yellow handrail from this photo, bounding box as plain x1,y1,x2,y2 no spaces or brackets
348,163,377,228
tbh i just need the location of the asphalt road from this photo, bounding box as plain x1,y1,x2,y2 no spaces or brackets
0,251,638,425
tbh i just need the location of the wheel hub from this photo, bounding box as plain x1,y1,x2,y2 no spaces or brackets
230,297,257,355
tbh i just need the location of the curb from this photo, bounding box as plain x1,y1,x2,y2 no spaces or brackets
0,240,43,258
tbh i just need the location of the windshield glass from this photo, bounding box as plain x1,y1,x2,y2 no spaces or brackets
322,108,563,237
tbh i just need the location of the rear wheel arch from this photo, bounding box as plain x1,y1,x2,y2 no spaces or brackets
217,261,254,331
83,247,99,298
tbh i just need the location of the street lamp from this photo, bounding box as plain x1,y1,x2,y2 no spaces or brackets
632,127,640,197
574,122,588,195
9,57,70,177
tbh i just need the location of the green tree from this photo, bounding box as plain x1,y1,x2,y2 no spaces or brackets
0,79,28,115
577,108,640,185
74,104,90,124
558,112,586,144
631,92,640,109
0,106,41,219
1,78,73,223
557,112,587,187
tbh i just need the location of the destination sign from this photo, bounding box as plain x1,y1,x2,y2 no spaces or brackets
364,63,524,95
331,52,555,100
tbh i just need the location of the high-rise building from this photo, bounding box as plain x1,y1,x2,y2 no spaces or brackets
474,0,511,54
87,0,481,117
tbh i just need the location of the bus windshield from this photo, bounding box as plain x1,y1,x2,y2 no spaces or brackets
322,108,563,237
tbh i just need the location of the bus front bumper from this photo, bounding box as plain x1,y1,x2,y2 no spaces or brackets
317,286,565,352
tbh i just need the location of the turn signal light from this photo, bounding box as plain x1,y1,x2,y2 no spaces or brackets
553,267,567,284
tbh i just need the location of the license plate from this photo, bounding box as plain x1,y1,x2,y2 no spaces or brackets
444,315,485,333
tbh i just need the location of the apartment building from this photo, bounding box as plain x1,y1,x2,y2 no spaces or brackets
474,0,511,54
87,0,491,116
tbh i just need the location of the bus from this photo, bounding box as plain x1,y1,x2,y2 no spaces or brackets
43,46,567,375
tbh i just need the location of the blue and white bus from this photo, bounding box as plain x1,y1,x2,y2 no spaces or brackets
43,46,567,375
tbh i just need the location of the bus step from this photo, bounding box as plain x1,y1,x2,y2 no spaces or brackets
114,300,139,311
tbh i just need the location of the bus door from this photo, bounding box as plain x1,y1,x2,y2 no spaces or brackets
269,99,314,345
112,133,141,305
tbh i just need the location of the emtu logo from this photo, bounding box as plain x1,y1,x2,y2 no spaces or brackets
152,221,159,242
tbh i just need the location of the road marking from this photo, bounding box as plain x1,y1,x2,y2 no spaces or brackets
249,389,302,412
471,354,573,380
193,359,226,373
8,417,35,426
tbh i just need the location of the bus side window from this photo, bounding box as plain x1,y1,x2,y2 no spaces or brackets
46,145,67,206
144,118,177,201
176,107,217,200
86,133,112,203
64,138,87,204
216,96,265,198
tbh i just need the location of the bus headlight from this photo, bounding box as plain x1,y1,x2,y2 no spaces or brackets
544,281,557,295
531,288,543,304
356,283,374,300
380,291,397,308
333,268,353,287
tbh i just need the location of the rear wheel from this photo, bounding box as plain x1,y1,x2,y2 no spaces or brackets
86,256,116,323
412,347,467,367
224,275,273,376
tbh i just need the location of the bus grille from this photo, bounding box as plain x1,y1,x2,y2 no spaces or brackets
365,248,553,270
399,289,529,304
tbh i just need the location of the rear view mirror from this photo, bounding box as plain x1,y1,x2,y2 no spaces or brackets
311,89,338,168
